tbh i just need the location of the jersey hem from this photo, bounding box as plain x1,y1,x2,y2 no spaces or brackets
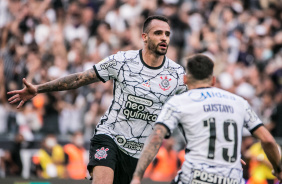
93,65,106,83
250,123,264,134
155,122,171,138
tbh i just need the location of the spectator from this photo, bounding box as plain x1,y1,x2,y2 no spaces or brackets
1,134,24,177
266,97,282,137
40,93,60,135
145,137,180,182
33,134,66,179
64,1,89,45
64,131,88,179
245,141,281,184
0,57,8,134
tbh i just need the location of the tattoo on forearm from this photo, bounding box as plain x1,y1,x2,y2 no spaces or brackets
37,69,100,93
134,125,167,178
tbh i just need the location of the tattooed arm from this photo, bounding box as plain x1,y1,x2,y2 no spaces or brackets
7,69,100,108
37,69,99,92
130,124,168,184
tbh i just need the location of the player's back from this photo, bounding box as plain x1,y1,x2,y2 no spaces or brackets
180,87,244,165
166,87,261,183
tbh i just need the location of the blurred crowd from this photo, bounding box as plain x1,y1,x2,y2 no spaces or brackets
0,132,88,179
1,0,282,182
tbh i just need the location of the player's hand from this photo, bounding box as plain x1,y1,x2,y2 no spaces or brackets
7,78,38,109
130,176,141,184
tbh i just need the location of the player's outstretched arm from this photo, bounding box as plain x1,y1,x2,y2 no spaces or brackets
130,124,168,184
253,126,282,181
7,69,100,109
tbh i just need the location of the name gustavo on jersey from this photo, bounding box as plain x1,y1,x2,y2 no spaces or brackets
123,95,158,121
203,104,234,113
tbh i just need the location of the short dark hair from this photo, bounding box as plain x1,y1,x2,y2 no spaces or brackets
143,15,169,33
186,54,214,80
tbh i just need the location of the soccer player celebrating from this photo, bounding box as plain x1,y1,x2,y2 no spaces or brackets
7,15,187,184
130,54,282,184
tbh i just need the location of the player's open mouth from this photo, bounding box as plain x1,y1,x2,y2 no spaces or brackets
159,43,167,49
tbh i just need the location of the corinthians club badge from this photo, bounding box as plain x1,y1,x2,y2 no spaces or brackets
95,147,109,160
159,76,172,91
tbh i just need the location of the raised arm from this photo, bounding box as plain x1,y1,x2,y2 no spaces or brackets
8,68,100,108
36,68,99,92
252,126,282,180
130,124,168,184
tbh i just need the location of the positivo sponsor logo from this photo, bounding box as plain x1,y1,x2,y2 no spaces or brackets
192,170,239,184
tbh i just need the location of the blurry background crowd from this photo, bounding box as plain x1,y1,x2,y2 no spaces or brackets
1,0,282,183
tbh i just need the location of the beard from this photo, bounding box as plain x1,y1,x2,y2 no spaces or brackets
147,37,168,56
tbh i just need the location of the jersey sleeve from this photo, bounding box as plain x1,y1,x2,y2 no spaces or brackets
155,97,181,138
176,68,188,94
243,100,263,134
93,52,124,83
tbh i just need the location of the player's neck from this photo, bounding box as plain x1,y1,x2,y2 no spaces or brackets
142,49,165,67
185,76,215,90
188,83,212,90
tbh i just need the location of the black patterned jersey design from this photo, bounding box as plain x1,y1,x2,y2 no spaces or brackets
93,50,187,158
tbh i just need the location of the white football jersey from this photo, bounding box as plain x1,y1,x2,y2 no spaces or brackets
93,50,187,158
156,87,263,184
